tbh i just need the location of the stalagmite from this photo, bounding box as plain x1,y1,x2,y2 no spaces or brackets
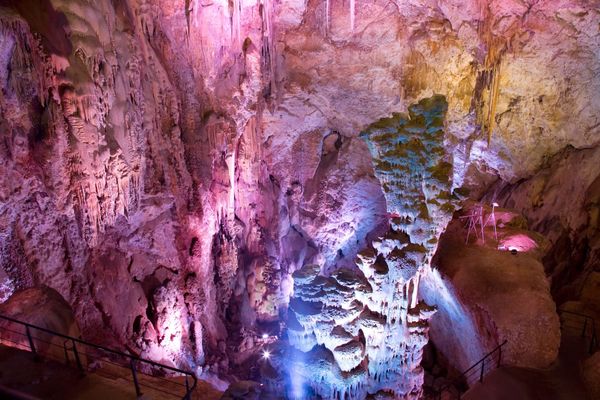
286,96,457,399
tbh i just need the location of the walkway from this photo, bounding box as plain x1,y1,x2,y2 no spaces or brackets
0,345,222,400
464,335,590,400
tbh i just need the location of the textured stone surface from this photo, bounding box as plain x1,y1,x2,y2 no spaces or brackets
492,146,600,306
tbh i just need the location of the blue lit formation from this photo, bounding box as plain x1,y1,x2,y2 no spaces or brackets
283,95,459,399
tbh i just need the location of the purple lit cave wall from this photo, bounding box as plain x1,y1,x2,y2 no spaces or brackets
0,0,599,399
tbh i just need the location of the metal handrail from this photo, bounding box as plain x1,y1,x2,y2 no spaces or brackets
0,313,197,399
558,309,598,354
433,340,508,400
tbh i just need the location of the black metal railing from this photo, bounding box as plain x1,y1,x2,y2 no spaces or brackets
0,314,197,399
558,309,598,355
431,340,508,400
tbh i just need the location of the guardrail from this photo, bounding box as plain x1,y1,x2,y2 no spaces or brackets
559,309,598,355
430,340,508,400
0,314,197,399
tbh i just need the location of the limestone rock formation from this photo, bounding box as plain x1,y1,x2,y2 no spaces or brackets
0,0,598,397
286,96,457,399
493,146,600,306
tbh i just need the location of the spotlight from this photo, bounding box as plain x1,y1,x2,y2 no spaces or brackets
262,333,269,339
262,350,271,360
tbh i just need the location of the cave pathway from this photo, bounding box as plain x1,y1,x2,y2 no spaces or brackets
0,344,222,400
463,334,590,400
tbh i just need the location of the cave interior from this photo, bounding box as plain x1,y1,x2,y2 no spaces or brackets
0,0,599,399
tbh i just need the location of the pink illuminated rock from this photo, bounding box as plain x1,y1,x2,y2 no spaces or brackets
498,233,538,253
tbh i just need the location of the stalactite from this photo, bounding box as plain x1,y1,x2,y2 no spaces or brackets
231,0,242,49
185,0,192,36
260,0,276,99
484,53,502,145
325,0,330,36
350,0,355,33
473,0,506,146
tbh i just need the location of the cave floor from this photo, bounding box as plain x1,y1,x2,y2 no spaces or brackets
0,345,222,400
463,334,591,400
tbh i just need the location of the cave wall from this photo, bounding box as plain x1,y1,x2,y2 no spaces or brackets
492,145,600,306
0,0,388,374
0,0,598,390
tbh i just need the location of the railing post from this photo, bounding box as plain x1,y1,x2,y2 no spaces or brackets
63,340,71,365
479,358,485,383
25,325,37,356
71,339,85,373
497,345,502,368
130,359,142,398
184,376,190,400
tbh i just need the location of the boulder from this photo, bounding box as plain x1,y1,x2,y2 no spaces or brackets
0,287,80,360
582,351,600,400
422,206,560,372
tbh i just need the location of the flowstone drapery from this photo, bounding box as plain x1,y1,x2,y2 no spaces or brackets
286,96,458,399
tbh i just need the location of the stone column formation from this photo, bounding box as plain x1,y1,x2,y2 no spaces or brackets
287,96,458,399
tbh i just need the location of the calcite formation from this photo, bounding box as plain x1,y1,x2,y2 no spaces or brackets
287,96,457,399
